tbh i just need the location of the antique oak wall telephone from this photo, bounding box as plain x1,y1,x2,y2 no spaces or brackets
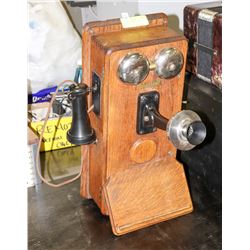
39,13,207,235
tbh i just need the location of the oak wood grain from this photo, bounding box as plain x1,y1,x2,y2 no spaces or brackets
81,13,168,200
81,13,170,210
106,39,187,178
129,139,157,164
80,13,192,234
104,158,193,235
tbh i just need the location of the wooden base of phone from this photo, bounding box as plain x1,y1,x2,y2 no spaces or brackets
81,145,193,235
103,158,193,235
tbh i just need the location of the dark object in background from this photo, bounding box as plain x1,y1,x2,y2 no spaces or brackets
179,73,222,201
184,1,222,89
52,99,66,115
66,1,96,7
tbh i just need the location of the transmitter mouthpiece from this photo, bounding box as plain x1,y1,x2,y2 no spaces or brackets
186,121,206,146
167,110,206,151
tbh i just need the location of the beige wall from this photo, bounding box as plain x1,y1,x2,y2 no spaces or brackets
63,0,220,36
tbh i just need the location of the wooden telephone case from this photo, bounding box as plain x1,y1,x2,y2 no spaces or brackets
80,13,193,235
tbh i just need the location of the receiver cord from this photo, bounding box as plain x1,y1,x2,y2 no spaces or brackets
35,80,93,187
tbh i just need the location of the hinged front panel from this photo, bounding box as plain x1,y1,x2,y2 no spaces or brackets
106,40,187,177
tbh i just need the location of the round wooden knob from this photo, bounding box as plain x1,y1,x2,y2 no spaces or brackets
130,139,157,164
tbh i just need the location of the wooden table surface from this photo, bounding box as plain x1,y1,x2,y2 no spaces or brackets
28,147,221,250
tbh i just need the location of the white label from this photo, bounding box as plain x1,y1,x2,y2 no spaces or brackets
121,12,129,19
120,15,149,28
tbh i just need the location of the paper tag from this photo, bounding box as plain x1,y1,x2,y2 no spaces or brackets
121,12,130,19
120,15,149,28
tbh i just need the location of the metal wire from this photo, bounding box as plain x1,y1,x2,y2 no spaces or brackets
35,80,91,187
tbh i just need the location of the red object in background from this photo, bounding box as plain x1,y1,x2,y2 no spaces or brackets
184,2,222,89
